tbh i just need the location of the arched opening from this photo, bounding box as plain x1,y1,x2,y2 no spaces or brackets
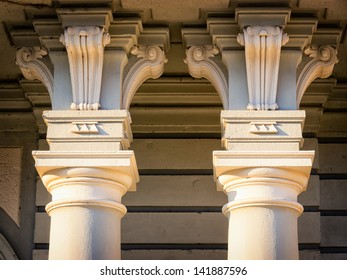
0,233,18,260
121,71,228,259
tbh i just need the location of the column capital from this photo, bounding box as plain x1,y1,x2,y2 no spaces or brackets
42,109,133,152
182,8,341,110
220,110,306,151
33,150,139,192
213,150,314,188
11,7,170,110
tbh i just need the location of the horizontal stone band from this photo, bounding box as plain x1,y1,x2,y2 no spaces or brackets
46,199,127,216
222,198,304,216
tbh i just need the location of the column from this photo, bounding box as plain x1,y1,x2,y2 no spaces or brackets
14,4,169,259
213,111,314,259
33,110,139,259
182,5,339,259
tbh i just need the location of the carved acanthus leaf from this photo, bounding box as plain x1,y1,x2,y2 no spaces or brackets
122,45,167,110
238,26,288,111
296,45,338,108
60,26,110,110
16,47,53,96
184,45,228,109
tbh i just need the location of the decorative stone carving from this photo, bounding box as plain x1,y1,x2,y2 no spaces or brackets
16,47,53,96
122,45,167,110
184,46,228,109
71,122,99,134
60,26,110,110
249,122,278,134
237,26,289,110
296,45,338,108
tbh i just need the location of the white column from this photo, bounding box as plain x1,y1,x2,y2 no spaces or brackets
33,110,139,260
213,110,314,260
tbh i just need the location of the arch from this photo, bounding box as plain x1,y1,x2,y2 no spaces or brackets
122,45,168,110
297,45,338,108
16,47,54,99
0,233,18,260
184,45,228,109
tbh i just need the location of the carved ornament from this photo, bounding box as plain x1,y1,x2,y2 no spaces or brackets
16,47,53,96
296,45,338,108
184,45,228,109
238,26,289,110
60,26,110,110
122,45,167,110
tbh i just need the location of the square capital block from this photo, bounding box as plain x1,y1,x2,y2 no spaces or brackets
43,110,132,152
220,110,306,151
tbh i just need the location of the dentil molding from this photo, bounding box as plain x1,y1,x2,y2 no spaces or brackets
296,45,338,108
122,45,167,110
16,47,53,97
60,26,111,110
237,26,289,111
184,45,228,109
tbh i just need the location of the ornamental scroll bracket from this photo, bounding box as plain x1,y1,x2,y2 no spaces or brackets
122,45,167,110
60,26,110,110
16,47,53,97
296,45,338,108
237,26,289,111
184,45,228,109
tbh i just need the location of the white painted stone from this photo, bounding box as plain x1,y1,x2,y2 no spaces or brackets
32,109,139,260
237,26,288,110
42,110,133,151
16,47,53,97
214,107,314,260
123,45,167,110
220,110,306,151
184,46,228,109
297,45,339,108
